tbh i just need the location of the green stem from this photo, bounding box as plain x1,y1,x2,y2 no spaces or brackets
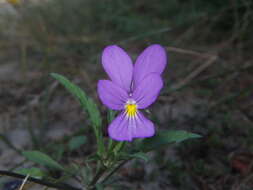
88,141,127,188
101,159,129,185
113,141,126,155
97,130,105,156
107,139,114,152
88,166,107,189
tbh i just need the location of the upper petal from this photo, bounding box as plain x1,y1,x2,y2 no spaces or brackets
132,73,163,109
102,45,133,92
97,80,128,110
108,111,155,141
133,44,167,88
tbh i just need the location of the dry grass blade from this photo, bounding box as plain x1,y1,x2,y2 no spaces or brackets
18,174,29,190
167,46,218,91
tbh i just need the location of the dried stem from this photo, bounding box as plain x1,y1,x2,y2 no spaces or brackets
166,46,218,91
0,170,81,190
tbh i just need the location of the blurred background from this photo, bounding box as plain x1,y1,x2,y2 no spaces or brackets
0,0,253,189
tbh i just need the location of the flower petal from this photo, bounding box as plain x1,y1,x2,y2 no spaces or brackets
133,44,167,88
108,111,155,141
130,111,155,139
97,80,128,110
108,112,132,141
132,73,163,109
102,45,133,92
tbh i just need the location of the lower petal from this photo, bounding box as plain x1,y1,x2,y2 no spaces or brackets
108,112,132,141
108,111,155,141
131,112,155,139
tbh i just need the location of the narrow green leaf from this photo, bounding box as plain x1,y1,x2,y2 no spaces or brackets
51,73,104,155
86,97,102,128
51,73,87,106
50,73,102,128
107,110,117,153
22,151,64,171
113,141,125,155
81,164,93,185
15,167,45,179
107,110,116,123
64,163,80,176
139,130,201,152
129,152,149,162
86,154,100,162
68,135,87,151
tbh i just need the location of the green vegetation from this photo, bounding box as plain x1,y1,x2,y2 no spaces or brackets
0,0,252,189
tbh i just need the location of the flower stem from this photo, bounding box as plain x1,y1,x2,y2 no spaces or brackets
101,159,129,185
88,166,107,189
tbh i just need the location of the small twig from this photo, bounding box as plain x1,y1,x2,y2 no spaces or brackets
166,46,213,58
18,174,30,190
0,170,82,190
167,46,218,91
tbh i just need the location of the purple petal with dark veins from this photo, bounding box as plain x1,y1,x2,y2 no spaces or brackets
108,111,155,141
108,112,132,141
132,73,163,109
130,111,155,139
97,80,128,110
102,45,133,92
133,44,167,89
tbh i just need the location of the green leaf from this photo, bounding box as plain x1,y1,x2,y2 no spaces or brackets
81,164,93,185
15,167,45,179
107,109,116,123
139,130,201,152
51,73,87,104
51,73,102,128
22,151,64,171
129,152,149,162
64,163,80,176
113,141,125,155
86,154,100,162
51,73,104,155
86,97,102,128
68,135,87,151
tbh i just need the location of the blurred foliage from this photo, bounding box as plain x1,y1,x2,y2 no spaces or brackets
5,0,250,60
0,0,251,77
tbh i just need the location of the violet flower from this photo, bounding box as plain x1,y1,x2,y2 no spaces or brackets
97,44,167,141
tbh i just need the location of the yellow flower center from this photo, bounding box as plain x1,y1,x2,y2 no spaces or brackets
125,100,138,118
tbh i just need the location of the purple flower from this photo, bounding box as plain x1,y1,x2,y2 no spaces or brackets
97,44,167,141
